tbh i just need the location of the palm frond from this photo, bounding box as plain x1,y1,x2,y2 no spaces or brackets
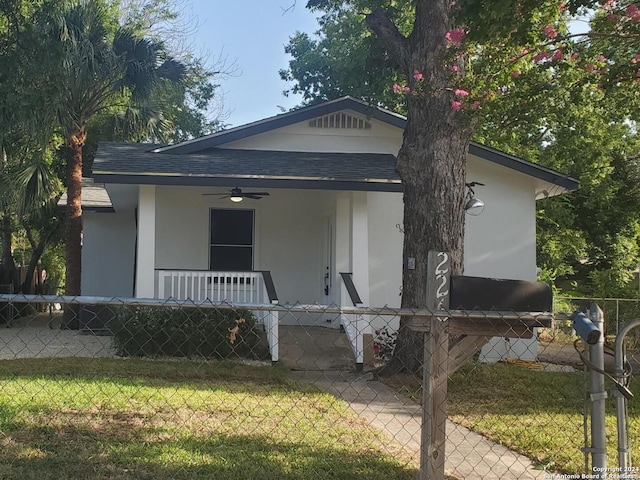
11,156,63,216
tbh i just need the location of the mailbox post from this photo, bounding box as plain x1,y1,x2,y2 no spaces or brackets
410,251,554,480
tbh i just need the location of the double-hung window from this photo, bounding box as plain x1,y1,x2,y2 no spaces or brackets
209,209,254,271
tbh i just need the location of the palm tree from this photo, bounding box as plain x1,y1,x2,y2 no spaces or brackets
49,0,184,322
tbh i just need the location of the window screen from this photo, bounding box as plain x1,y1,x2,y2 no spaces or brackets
209,209,254,271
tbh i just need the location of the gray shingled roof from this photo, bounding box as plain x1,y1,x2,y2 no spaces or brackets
92,142,402,192
91,96,578,193
57,178,114,211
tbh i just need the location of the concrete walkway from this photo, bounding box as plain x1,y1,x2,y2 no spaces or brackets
279,326,549,479
293,370,548,480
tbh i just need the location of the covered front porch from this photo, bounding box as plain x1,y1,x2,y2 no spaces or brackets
129,185,402,367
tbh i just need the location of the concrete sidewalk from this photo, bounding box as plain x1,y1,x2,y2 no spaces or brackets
294,370,545,480
293,370,548,480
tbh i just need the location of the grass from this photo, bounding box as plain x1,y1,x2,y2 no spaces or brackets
382,362,640,475
0,358,417,480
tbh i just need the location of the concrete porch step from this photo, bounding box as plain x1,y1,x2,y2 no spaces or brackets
278,325,356,371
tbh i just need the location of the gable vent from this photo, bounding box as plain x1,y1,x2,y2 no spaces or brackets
308,113,371,130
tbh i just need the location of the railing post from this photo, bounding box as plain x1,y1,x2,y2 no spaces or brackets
157,271,164,299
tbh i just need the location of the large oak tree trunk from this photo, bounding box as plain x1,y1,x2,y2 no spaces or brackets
367,0,474,374
63,131,85,329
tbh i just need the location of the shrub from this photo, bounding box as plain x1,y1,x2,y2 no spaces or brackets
110,305,269,360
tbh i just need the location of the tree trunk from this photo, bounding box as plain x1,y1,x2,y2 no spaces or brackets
367,0,475,374
1,214,20,291
0,148,19,292
63,131,85,329
20,224,58,294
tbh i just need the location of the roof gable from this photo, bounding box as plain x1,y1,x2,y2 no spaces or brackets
154,97,405,154
93,96,578,193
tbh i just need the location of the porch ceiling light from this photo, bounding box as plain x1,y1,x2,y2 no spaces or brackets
465,182,485,216
230,193,244,203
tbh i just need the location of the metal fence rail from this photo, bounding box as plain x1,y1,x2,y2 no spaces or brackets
0,294,637,479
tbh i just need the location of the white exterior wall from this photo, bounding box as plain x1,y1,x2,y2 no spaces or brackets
365,157,538,344
222,111,403,154
464,156,537,281
154,186,334,305
367,191,404,308
81,210,136,297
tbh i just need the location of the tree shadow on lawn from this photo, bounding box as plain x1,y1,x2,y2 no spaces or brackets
0,357,315,396
0,420,418,480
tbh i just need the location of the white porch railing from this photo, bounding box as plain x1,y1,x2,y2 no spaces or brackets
155,270,279,362
157,270,277,304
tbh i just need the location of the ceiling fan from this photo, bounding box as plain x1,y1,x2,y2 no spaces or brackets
203,187,270,202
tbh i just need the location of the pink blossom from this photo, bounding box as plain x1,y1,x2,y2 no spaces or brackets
451,65,459,72
445,28,466,46
470,101,480,109
626,4,640,20
585,63,596,73
511,70,521,78
637,68,640,77
392,83,411,93
632,54,640,64
607,13,619,22
559,2,567,11
533,51,550,63
602,0,616,10
552,50,564,61
521,48,529,55
413,70,424,81
454,89,469,97
544,25,558,39
571,52,580,61
598,55,608,62
451,100,462,111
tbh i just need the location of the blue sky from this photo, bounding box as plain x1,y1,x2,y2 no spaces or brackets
188,1,321,127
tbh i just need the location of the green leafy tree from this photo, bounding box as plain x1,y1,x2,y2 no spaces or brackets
284,0,640,373
0,0,65,293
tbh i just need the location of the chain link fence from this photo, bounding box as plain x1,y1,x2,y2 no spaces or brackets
0,294,638,479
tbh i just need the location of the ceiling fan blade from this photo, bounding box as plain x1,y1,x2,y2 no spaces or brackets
243,192,270,196
244,194,263,200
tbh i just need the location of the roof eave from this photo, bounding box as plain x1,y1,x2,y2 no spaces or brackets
92,172,404,193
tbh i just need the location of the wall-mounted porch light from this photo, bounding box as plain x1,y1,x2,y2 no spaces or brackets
465,182,485,216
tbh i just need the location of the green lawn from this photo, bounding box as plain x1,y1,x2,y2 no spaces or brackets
383,362,640,475
0,358,417,480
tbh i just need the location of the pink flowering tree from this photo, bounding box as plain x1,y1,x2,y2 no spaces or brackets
301,0,640,374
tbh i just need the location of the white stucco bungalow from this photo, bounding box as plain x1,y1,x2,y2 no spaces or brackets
80,96,578,364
